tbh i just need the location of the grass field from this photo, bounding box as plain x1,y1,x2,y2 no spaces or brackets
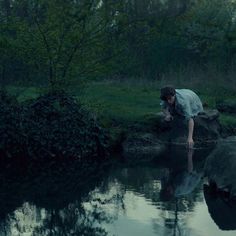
6,79,236,129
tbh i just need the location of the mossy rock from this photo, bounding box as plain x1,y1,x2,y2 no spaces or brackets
216,101,236,114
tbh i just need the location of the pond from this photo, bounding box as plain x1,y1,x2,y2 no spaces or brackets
0,146,235,236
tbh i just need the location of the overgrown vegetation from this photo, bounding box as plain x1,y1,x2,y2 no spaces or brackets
0,91,23,157
6,79,236,134
1,0,236,90
22,91,109,159
0,90,109,159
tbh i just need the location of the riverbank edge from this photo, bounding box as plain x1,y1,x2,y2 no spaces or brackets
4,82,236,157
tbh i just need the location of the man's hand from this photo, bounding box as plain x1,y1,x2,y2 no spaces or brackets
164,114,173,122
187,137,194,149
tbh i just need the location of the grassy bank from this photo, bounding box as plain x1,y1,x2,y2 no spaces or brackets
6,79,236,132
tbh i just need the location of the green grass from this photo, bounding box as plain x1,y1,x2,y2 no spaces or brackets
78,82,161,125
5,79,236,130
6,85,44,102
219,114,236,127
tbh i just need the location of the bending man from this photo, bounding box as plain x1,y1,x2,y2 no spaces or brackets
160,86,203,148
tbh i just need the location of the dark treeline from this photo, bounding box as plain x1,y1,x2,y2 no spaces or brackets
1,0,236,89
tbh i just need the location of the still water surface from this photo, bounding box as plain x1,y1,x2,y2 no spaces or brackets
0,147,236,236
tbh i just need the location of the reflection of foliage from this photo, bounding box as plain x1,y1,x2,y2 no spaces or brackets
31,178,126,236
0,202,111,236
0,155,110,217
0,154,208,236
33,205,109,236
0,159,125,236
114,167,163,203
111,161,204,235
112,154,205,210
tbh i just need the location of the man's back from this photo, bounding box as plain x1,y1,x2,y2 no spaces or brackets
175,89,203,119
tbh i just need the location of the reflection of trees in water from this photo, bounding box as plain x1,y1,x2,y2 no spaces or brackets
0,201,111,236
0,159,126,236
32,202,111,236
105,163,203,236
111,165,203,210
154,199,194,236
110,147,206,236
29,182,125,236
0,146,212,236
152,148,205,236
112,167,163,202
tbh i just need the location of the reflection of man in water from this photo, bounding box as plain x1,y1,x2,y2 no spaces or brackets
160,86,203,149
160,149,202,201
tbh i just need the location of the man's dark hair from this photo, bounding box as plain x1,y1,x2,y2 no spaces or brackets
160,86,176,101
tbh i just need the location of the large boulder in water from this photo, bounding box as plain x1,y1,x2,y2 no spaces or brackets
204,136,236,199
22,92,108,159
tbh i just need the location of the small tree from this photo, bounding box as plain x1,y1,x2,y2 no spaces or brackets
12,0,109,90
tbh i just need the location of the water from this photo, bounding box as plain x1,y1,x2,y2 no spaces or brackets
0,147,235,236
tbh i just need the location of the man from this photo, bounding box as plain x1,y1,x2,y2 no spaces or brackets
160,86,203,149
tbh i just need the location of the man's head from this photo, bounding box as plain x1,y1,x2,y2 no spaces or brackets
160,86,176,105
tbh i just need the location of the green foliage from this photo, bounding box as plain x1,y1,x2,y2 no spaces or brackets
180,0,236,67
0,0,111,89
0,91,24,157
80,82,161,125
0,90,109,159
219,114,236,132
1,0,236,87
22,92,109,159
6,78,236,129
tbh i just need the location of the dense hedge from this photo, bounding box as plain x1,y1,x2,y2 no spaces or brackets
0,91,109,159
0,91,24,158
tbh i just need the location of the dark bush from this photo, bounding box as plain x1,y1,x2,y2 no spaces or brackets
21,91,109,159
0,91,24,158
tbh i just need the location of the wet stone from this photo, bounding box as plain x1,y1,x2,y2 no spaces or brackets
155,109,221,144
204,136,236,198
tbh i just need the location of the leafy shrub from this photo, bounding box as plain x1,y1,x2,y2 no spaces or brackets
0,91,24,157
21,91,109,159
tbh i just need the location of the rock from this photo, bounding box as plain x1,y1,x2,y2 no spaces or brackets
216,102,236,114
204,136,236,198
194,109,221,139
155,109,221,145
204,184,236,230
122,133,165,163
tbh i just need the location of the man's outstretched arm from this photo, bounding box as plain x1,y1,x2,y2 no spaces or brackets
187,118,194,149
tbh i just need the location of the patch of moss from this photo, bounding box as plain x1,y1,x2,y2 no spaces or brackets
219,114,236,128
6,86,43,102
